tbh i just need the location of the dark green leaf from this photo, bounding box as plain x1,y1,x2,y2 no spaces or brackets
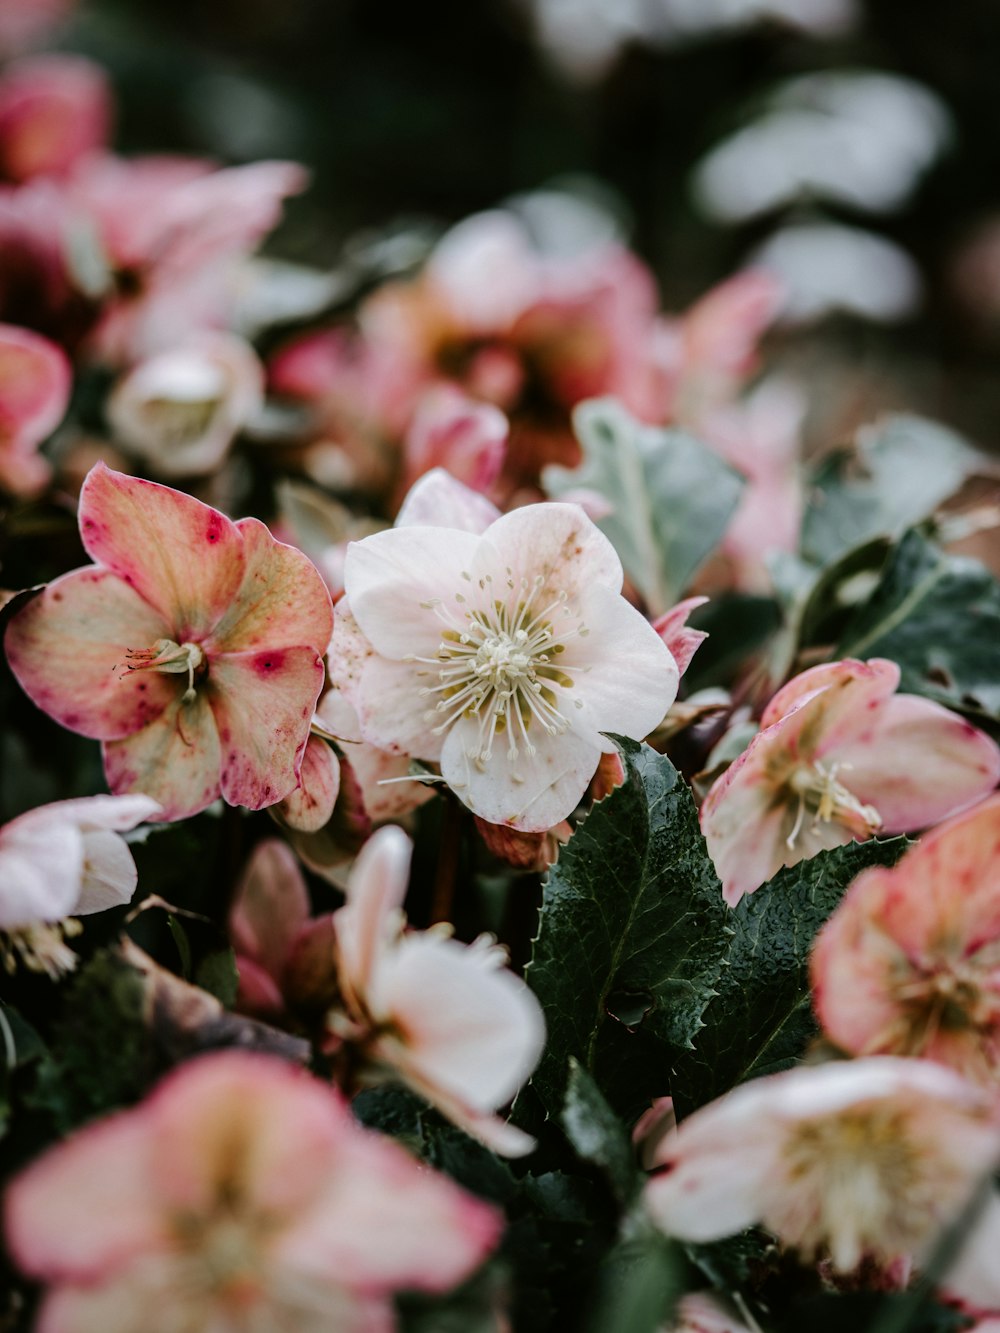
671,837,910,1117
837,529,1000,722
586,1231,685,1333
561,1059,639,1205
802,415,976,566
194,948,240,1007
167,914,193,980
527,738,732,1122
544,399,745,614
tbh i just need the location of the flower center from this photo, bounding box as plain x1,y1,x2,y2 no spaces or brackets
408,571,587,766
785,761,882,850
778,1106,952,1271
122,638,205,703
886,948,1000,1055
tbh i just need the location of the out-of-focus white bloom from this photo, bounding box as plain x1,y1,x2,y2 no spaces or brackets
107,333,264,477
0,793,160,975
329,825,546,1156
645,1058,1000,1277
749,223,922,324
695,72,950,222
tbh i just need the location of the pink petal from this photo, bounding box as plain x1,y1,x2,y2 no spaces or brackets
102,692,222,821
4,1111,166,1282
652,596,709,678
279,1128,501,1293
233,954,287,1018
229,839,311,978
395,466,501,534
402,387,508,496
0,323,71,451
829,693,1000,833
4,567,174,740
761,657,898,731
0,55,112,182
275,735,341,832
205,516,333,656
335,825,412,1004
682,268,784,379
209,647,325,811
77,464,245,640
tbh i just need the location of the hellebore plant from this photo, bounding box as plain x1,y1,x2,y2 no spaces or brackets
3,1051,501,1333
644,1057,1000,1278
812,795,1000,1083
335,494,678,830
0,792,159,976
5,464,333,821
701,657,1000,904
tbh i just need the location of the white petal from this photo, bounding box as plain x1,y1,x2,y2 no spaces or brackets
395,468,500,534
479,502,624,602
76,828,139,915
336,826,412,1002
0,818,83,927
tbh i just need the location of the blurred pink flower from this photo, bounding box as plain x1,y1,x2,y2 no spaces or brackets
339,499,678,830
0,321,70,494
701,658,1000,905
644,1057,1000,1276
400,384,508,501
107,332,264,477
0,793,159,976
812,795,1000,1084
329,825,546,1155
0,55,111,183
4,1050,501,1332
5,464,333,821
0,0,74,55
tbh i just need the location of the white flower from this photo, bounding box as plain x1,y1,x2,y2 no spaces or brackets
338,499,678,830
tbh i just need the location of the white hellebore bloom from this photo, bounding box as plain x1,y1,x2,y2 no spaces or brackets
341,499,679,830
644,1057,1000,1278
0,793,161,975
330,825,546,1156
107,332,263,478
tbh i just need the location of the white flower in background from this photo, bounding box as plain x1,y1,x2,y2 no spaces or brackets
0,793,160,975
106,332,263,477
336,496,678,830
644,1058,1000,1277
329,825,546,1156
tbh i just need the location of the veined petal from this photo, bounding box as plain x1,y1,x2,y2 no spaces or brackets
345,524,481,661
204,516,333,656
335,825,412,1005
4,567,174,740
562,583,678,748
829,693,1000,832
102,693,221,821
441,721,599,831
77,463,245,640
209,647,325,811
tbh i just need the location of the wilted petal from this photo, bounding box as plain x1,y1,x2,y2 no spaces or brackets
78,464,245,639
4,568,174,740
209,647,325,811
102,692,221,821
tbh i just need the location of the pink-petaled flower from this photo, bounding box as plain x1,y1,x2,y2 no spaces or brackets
4,1050,501,1333
811,795,1000,1084
328,825,546,1156
400,384,508,501
701,658,1000,905
0,55,112,183
338,498,678,830
0,0,74,55
0,321,71,495
106,333,264,478
667,1293,755,1333
644,1057,1000,1277
4,463,333,821
0,793,159,976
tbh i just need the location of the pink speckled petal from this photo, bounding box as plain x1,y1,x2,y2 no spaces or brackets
209,647,325,811
77,463,245,639
205,516,333,655
275,734,341,832
102,692,221,821
760,658,898,731
4,567,174,740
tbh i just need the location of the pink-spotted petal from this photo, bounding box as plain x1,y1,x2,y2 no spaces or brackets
205,516,333,655
276,735,341,832
229,839,311,979
441,721,599,831
209,647,324,811
102,693,221,821
4,567,174,740
830,693,1000,833
345,525,481,661
4,1111,165,1282
760,657,898,731
77,463,245,639
481,501,624,603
